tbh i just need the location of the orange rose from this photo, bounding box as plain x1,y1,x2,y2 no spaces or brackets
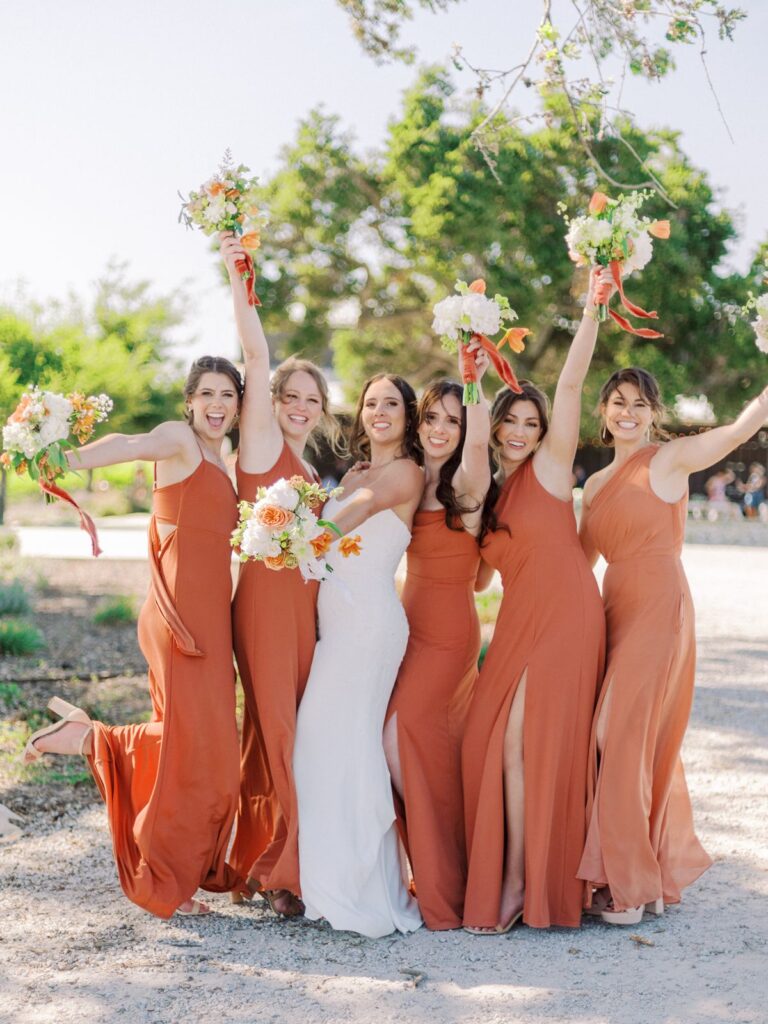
0,452,11,469
263,553,286,571
588,191,609,214
310,531,333,558
648,220,670,239
256,504,295,530
339,534,363,558
240,232,261,251
498,327,531,354
468,279,486,294
207,181,225,197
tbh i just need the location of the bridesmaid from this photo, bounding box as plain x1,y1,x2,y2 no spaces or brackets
578,369,768,924
462,269,612,932
24,356,245,917
383,344,494,930
219,233,340,917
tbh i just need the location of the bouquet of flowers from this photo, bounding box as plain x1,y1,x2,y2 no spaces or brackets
560,190,670,337
743,292,768,354
1,387,113,555
432,280,530,405
179,150,267,308
231,476,362,582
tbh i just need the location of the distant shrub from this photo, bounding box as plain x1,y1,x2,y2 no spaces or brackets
0,580,30,616
0,529,19,553
93,595,137,625
0,620,43,656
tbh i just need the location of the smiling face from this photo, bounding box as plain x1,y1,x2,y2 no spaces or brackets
273,369,324,444
361,377,407,451
418,392,463,463
601,382,654,445
495,399,543,467
186,372,240,441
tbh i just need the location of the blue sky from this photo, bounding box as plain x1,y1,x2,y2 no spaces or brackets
1,0,766,363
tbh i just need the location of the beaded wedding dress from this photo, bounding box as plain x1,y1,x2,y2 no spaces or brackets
293,494,423,938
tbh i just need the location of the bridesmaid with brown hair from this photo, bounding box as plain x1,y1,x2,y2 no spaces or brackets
461,269,612,933
219,233,340,917
384,344,495,930
24,356,245,917
578,369,768,924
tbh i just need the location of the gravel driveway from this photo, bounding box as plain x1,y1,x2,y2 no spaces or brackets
1,544,766,1024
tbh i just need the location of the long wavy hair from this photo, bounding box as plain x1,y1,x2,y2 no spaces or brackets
597,367,669,445
347,373,421,463
488,380,550,470
418,379,500,537
270,356,343,456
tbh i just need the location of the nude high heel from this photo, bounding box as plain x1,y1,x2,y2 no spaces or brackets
600,898,664,925
22,697,93,764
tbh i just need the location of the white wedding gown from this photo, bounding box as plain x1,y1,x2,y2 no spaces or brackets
293,495,423,938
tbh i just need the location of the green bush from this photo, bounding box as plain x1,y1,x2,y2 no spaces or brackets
93,595,137,626
0,619,43,656
0,528,19,553
0,580,30,616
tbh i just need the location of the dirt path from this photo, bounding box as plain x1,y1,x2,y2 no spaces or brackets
1,546,766,1024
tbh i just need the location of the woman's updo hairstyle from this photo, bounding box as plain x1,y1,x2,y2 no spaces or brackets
183,356,243,428
598,367,669,446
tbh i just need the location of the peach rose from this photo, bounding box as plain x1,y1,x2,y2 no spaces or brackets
648,220,671,239
263,553,286,571
588,191,609,214
256,504,295,530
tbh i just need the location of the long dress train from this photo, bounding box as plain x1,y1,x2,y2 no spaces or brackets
293,495,423,938
88,455,242,917
577,444,712,910
386,510,480,929
229,442,318,895
462,459,605,929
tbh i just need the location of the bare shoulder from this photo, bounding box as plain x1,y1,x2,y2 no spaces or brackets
390,458,424,492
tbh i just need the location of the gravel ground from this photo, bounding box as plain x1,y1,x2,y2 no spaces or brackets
1,545,766,1024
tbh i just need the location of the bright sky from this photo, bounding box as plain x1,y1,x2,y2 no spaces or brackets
1,0,766,366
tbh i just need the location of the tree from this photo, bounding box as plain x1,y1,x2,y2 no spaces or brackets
246,66,761,423
335,1,746,199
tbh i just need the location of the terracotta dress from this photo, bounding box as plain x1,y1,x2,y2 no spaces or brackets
462,458,605,929
230,442,318,895
88,455,242,918
577,445,712,910
386,510,480,930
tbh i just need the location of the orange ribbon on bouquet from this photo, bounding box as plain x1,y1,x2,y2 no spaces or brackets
38,478,102,557
234,251,262,308
460,279,528,399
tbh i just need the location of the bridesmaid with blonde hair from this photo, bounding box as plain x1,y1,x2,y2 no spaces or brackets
578,368,768,924
462,269,612,932
24,355,245,917
384,343,495,930
219,233,341,918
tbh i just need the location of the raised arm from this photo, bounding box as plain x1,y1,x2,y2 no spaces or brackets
654,385,768,494
453,341,492,533
535,268,615,499
219,233,282,470
329,460,424,536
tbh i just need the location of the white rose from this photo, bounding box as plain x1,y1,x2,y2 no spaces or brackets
586,220,612,246
565,218,593,263
461,292,501,336
263,479,300,510
754,316,768,354
431,295,463,339
623,231,653,275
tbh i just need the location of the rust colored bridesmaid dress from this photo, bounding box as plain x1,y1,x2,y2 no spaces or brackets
88,454,242,918
462,458,605,929
229,442,318,895
386,510,480,930
577,445,712,910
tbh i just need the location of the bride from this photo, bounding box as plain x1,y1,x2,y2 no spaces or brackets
293,373,424,937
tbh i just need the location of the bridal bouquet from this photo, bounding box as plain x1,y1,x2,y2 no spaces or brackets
560,190,670,337
1,387,113,555
179,150,267,307
432,279,531,405
744,293,768,354
231,476,361,582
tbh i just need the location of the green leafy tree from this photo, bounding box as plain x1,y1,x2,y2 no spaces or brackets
249,67,761,423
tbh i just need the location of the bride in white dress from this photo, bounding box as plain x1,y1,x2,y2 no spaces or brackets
293,374,425,938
